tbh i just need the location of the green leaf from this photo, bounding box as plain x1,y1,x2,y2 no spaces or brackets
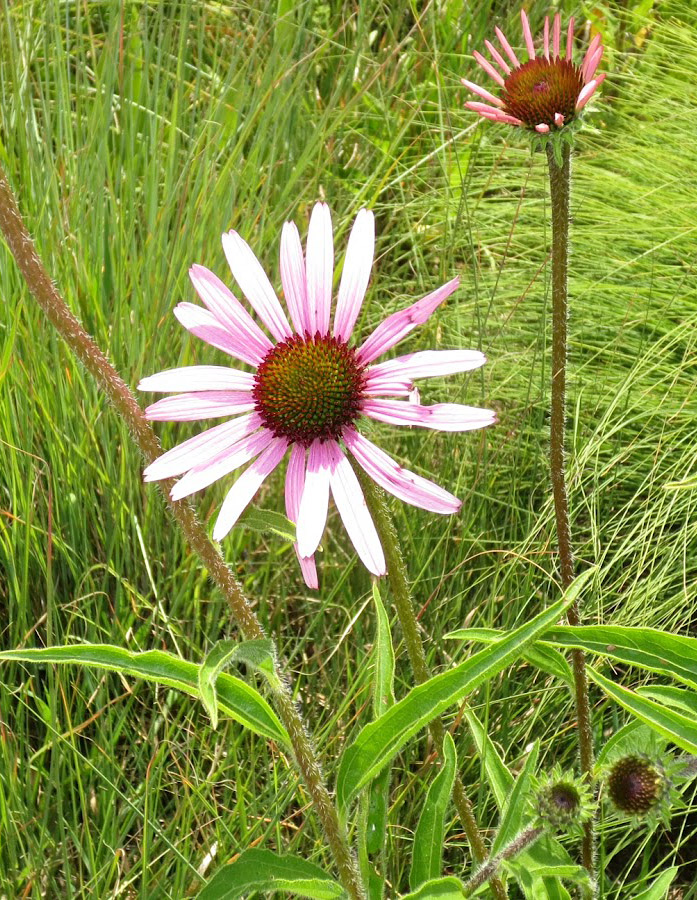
595,720,649,769
0,645,290,747
637,684,697,718
588,668,697,753
198,638,280,730
491,741,539,854
372,582,396,717
400,876,466,899
197,849,345,899
445,627,573,686
633,867,678,900
338,580,585,811
409,732,457,889
543,625,697,690
238,507,297,543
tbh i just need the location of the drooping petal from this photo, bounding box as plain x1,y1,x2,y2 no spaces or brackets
325,442,385,576
461,79,504,107
520,9,536,60
280,221,310,336
333,208,375,342
285,444,318,589
367,349,486,382
212,437,289,541
296,439,331,558
144,391,255,421
363,398,497,432
305,202,334,337
143,413,261,483
189,264,272,361
344,428,461,515
473,51,505,88
174,302,263,366
171,428,273,501
222,230,292,342
138,365,255,393
357,277,460,365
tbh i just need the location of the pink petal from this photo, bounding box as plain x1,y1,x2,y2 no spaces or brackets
553,13,561,59
285,444,318,590
343,428,461,515
325,442,385,576
465,101,506,117
484,39,511,75
357,276,460,365
543,16,550,59
520,9,536,59
575,76,602,111
461,79,503,107
495,26,520,67
174,302,264,366
143,413,261,482
581,34,602,81
362,398,497,432
584,45,603,83
170,428,273,501
473,51,505,88
189,265,272,361
222,230,292,342
333,208,375,342
367,349,486,381
566,17,575,59
280,221,310,335
212,437,289,541
138,365,255,393
144,391,255,422
554,113,565,128
535,123,550,134
362,373,414,396
305,202,334,337
491,112,525,126
296,439,331,558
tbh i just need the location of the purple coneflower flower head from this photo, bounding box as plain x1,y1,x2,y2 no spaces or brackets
463,10,605,134
139,204,496,586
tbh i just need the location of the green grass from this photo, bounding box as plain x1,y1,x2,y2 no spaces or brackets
1,0,696,897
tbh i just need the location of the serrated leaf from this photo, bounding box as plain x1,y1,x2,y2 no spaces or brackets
337,584,584,811
238,507,297,543
0,645,289,747
588,668,697,753
199,638,280,729
197,849,345,899
543,625,697,690
409,732,457,889
445,627,572,686
400,876,465,898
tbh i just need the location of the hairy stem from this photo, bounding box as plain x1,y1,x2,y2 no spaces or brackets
546,142,595,881
463,824,544,895
355,467,507,900
0,165,365,900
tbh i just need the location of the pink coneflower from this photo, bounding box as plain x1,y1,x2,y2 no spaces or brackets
463,10,605,134
139,204,496,586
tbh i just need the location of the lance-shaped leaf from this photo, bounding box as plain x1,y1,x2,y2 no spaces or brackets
400,876,466,899
0,645,289,747
197,848,344,899
198,638,280,729
337,575,590,811
238,507,297,543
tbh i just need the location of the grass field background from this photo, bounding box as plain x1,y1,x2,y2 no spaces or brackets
1,1,696,896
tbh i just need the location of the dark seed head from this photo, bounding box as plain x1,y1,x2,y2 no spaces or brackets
253,332,366,445
607,755,664,816
537,777,586,830
501,58,584,129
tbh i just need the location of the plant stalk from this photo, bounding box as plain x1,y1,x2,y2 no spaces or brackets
463,824,544,895
545,142,595,879
0,165,365,900
355,467,507,900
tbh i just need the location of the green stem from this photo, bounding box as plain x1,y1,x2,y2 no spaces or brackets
0,165,365,900
546,142,595,881
463,824,544,896
355,467,507,900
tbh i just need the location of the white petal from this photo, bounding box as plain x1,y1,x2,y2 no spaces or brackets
366,349,486,382
145,391,255,421
280,222,310,335
305,202,334,337
363,399,497,432
138,366,255,393
296,439,331,557
333,209,374,341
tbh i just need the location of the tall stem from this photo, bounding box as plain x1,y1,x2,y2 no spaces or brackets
546,142,595,879
0,166,365,900
355,467,507,900
463,825,543,896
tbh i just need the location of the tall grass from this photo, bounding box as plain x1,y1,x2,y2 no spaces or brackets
1,1,695,896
